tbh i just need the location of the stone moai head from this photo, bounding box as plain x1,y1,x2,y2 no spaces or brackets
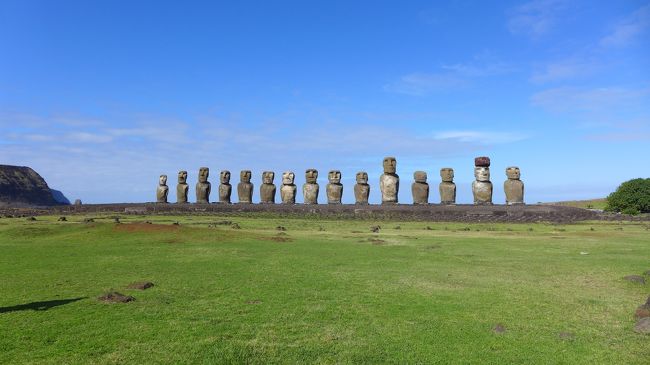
506,166,521,180
159,174,168,185
282,171,295,185
220,170,231,184
356,171,368,184
328,170,341,184
383,157,397,174
262,171,275,184
440,168,454,182
198,167,209,183
474,156,491,182
240,170,251,183
178,171,188,184
414,171,427,183
305,169,318,184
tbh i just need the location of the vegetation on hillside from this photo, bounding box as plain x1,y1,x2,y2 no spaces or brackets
605,178,650,215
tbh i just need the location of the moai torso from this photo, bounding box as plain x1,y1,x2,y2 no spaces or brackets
303,169,319,204
411,171,429,205
260,171,276,204
326,170,343,204
472,157,492,205
504,167,524,205
176,171,189,203
237,170,253,204
354,172,370,205
195,167,211,203
218,170,232,204
439,168,456,205
280,172,297,204
156,175,169,203
380,157,399,204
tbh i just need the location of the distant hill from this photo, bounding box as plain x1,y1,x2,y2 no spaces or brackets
0,165,69,206
545,198,607,210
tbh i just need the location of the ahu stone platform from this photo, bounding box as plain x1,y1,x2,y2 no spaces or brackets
7,203,617,223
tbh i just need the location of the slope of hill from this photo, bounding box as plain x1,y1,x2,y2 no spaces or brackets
0,165,67,206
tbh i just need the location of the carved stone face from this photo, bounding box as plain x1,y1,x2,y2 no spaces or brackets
440,168,454,182
383,157,397,174
198,167,209,183
240,170,251,183
413,171,427,183
282,171,295,185
356,171,368,184
262,171,274,184
159,175,167,185
506,167,520,180
328,170,341,184
474,167,490,182
305,169,318,184
178,171,187,184
220,170,231,184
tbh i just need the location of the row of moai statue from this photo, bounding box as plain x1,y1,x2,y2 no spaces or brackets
156,157,524,205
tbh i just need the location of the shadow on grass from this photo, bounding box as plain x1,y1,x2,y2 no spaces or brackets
0,297,87,314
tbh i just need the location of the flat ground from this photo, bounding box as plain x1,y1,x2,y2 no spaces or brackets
548,198,608,210
0,215,648,364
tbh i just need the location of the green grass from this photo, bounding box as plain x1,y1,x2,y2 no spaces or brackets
548,198,608,210
1,215,649,364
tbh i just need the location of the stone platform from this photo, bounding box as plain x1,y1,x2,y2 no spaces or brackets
3,203,615,223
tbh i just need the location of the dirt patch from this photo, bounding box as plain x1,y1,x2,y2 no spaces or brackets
367,238,386,245
263,234,293,243
114,222,180,233
276,225,287,231
246,299,262,305
558,332,574,340
98,291,135,303
493,324,506,334
425,244,441,250
623,275,646,284
127,281,154,290
635,307,650,319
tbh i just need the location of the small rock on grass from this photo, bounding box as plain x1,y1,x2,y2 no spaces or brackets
558,332,574,340
98,291,135,303
57,216,67,221
624,275,646,284
127,281,154,290
634,317,650,334
493,324,506,334
370,225,381,233
231,223,241,229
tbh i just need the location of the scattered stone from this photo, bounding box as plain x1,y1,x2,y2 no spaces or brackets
276,225,286,231
58,216,67,221
590,227,595,231
493,324,506,334
172,221,180,226
114,217,121,224
127,281,154,290
394,225,401,230
231,223,241,229
633,317,650,334
26,216,36,221
624,275,646,284
426,226,433,230
527,227,534,232
318,226,325,231
644,270,650,276
370,225,381,233
74,199,82,205
144,220,152,224
83,218,94,223
558,332,574,340
98,291,135,303
635,307,650,319
246,299,262,305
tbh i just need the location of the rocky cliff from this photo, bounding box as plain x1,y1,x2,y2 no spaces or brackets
0,165,67,206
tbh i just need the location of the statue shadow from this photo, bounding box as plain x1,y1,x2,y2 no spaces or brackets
0,297,87,314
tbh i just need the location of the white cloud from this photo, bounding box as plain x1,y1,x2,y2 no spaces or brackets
530,86,650,112
66,132,113,144
383,73,465,96
600,4,650,47
507,0,568,38
433,130,528,144
530,58,599,83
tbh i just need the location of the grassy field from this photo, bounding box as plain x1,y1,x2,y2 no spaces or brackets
0,215,649,364
548,198,608,210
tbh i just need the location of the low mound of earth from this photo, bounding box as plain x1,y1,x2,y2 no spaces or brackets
0,165,68,207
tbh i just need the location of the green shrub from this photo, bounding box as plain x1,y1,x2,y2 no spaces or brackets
605,178,650,215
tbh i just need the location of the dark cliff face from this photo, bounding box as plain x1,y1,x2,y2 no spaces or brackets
0,165,66,206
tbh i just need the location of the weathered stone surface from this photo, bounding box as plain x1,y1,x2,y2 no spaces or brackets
74,199,82,205
237,170,253,204
218,170,232,204
176,171,189,203
634,317,650,334
156,175,169,203
326,170,343,204
303,169,319,204
412,171,429,205
354,171,370,205
260,171,276,204
380,157,399,204
439,168,456,205
473,158,493,205
624,275,646,284
280,171,297,204
504,166,524,205
195,167,211,203
0,165,62,206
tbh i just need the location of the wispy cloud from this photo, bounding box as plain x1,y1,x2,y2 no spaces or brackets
600,3,650,47
507,0,568,38
530,86,650,112
530,57,600,83
433,130,528,144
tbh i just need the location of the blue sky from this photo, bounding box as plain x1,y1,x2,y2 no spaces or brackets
1,0,649,204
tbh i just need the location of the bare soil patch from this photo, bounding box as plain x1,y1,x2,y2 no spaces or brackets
127,281,154,290
623,275,646,284
98,291,135,303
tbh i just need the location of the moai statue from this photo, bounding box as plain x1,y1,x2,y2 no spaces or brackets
218,170,232,204
303,168,319,204
411,171,429,205
472,157,493,205
176,170,189,203
280,171,297,204
237,170,253,204
260,171,276,204
354,171,370,205
326,170,343,204
380,156,399,204
196,167,211,203
439,168,456,205
504,166,525,205
156,175,169,203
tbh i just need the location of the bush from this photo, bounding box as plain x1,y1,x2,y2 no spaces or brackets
605,178,650,215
